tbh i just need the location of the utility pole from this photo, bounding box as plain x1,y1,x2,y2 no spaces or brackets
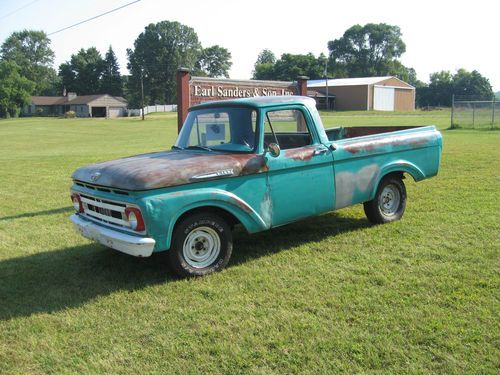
451,94,455,128
324,60,329,111
492,96,496,128
140,69,145,121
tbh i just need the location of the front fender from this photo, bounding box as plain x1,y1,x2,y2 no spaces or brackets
142,188,270,251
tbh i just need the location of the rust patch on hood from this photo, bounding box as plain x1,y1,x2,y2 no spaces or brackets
283,146,316,161
72,151,268,191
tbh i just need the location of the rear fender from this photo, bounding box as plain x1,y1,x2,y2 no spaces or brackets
368,160,425,200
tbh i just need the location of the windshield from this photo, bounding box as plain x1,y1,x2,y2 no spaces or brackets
175,107,258,152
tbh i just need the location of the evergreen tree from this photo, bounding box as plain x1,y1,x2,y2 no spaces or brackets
59,47,104,95
101,46,123,96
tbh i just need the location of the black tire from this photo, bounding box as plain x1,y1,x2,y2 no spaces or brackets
168,213,233,277
364,175,406,224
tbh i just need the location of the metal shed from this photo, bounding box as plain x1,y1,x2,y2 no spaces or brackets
308,76,415,111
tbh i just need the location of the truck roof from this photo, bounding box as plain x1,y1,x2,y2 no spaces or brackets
189,95,316,110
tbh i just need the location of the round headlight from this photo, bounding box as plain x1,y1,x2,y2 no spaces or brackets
73,197,80,211
124,207,145,232
127,211,138,230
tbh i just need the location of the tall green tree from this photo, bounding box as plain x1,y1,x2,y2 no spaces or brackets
0,60,35,118
417,71,453,107
127,21,201,106
273,53,326,81
195,45,232,78
252,49,276,80
100,46,123,96
327,23,406,78
452,69,493,99
255,49,276,65
59,47,104,95
416,69,493,107
253,51,326,81
1,29,58,95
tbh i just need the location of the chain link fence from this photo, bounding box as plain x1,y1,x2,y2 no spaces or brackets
451,95,499,129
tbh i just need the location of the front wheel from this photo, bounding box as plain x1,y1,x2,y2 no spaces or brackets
364,175,407,224
168,213,232,277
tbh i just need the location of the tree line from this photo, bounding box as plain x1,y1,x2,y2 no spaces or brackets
0,21,232,117
252,23,494,107
0,21,495,117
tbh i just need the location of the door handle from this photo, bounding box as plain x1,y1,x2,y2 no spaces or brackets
313,146,328,156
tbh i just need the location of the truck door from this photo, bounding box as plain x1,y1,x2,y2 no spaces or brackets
264,107,335,226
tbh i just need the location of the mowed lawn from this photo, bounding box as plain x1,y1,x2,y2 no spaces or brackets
0,111,498,373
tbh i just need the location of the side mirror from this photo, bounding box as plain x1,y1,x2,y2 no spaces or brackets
268,142,281,157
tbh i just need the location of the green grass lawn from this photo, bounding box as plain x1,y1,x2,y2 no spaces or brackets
0,111,498,373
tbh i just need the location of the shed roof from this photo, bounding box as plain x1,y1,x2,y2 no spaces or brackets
308,76,396,88
31,94,128,106
31,96,67,105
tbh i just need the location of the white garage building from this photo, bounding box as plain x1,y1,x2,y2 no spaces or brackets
308,76,415,111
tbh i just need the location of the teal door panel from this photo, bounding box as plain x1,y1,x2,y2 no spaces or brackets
266,145,335,226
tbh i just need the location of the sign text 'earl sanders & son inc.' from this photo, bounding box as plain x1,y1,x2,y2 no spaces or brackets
193,85,295,98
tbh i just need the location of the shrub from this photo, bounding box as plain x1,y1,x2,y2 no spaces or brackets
64,111,76,118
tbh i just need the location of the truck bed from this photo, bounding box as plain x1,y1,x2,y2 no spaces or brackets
325,126,423,141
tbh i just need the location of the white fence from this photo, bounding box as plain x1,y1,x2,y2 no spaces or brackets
128,104,177,117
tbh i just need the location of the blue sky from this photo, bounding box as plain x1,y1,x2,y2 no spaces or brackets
0,0,498,90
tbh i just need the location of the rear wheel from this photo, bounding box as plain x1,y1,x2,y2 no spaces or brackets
168,213,232,277
364,175,406,224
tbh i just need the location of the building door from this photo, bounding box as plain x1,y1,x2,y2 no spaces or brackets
374,86,395,111
108,107,123,118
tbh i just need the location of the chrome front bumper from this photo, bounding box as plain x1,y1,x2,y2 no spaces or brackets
70,214,155,257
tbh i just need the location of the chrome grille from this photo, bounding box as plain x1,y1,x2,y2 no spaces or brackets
79,194,139,233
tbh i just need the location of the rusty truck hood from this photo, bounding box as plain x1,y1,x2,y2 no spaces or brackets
72,150,268,191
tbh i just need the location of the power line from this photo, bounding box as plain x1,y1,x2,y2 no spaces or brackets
47,0,141,36
0,0,41,21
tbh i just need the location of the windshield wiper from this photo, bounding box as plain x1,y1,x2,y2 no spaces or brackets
171,145,184,150
186,145,213,151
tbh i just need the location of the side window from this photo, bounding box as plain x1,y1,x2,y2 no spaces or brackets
264,109,312,150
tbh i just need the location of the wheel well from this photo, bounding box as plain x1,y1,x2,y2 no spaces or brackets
383,171,405,181
173,206,241,232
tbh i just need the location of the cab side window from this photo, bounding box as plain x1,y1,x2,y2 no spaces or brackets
264,109,312,150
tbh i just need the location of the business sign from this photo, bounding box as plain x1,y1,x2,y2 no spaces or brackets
190,77,297,106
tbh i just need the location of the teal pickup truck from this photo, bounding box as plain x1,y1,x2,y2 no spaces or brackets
70,96,442,277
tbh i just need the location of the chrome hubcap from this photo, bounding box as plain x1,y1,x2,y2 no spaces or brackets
379,184,401,215
183,226,221,268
